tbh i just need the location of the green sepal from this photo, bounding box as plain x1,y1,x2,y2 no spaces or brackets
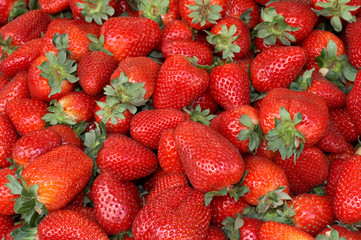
238,114,263,152
206,24,241,60
186,0,223,26
87,33,113,56
10,223,38,240
0,35,18,58
253,7,300,46
138,0,169,26
221,213,244,240
42,100,77,126
183,104,216,126
289,68,314,92
312,185,327,196
76,0,115,25
315,226,348,240
110,230,134,240
8,0,28,22
147,50,164,64
239,8,253,24
335,220,361,232
96,96,128,125
103,72,149,114
265,107,305,161
36,50,79,97
256,186,292,213
29,0,40,10
51,33,71,54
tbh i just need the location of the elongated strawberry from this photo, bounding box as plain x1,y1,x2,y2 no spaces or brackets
158,128,184,174
132,186,211,239
100,16,160,62
0,113,19,168
153,54,209,110
259,221,314,240
0,168,18,215
250,46,307,93
69,0,116,25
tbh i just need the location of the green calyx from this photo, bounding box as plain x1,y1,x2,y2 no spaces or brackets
289,68,315,92
314,0,360,32
42,100,77,126
239,8,253,25
183,104,215,126
253,7,300,46
221,213,244,240
103,72,149,114
52,33,71,54
0,35,18,60
315,226,347,240
8,0,28,22
110,230,134,240
76,0,115,25
96,96,128,125
238,114,263,152
87,33,113,56
206,24,241,60
256,186,292,213
265,107,305,161
138,0,170,26
316,40,358,92
186,0,223,27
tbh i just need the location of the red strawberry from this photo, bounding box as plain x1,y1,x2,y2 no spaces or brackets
153,54,209,110
114,0,136,16
0,0,21,26
318,225,361,240
38,0,69,14
138,0,180,26
0,71,29,114
100,16,160,62
222,215,263,240
37,210,109,240
191,90,219,114
47,124,83,148
5,98,48,136
0,75,9,90
132,186,211,239
207,225,227,240
0,214,14,239
259,221,314,240
346,17,361,68
62,205,97,222
273,147,329,195
77,51,118,96
156,19,193,51
69,0,116,25
250,46,307,93
329,107,360,143
174,120,245,193
0,113,19,168
96,134,158,181
347,71,361,133
0,168,18,215
91,172,140,235
209,63,250,109
224,0,260,29
315,119,348,153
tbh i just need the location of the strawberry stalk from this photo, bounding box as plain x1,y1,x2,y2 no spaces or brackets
238,114,263,152
138,0,170,26
186,0,222,27
76,0,115,25
183,104,216,126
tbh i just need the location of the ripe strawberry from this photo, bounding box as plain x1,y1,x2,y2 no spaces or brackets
156,20,193,51
191,90,219,114
315,119,348,153
138,0,180,26
0,75,9,90
37,210,109,240
174,120,245,193
259,221,314,240
209,63,250,109
288,194,335,236
69,0,116,25
114,0,136,16
0,38,42,78
0,113,19,168
242,156,289,206
91,172,140,235
318,225,361,240
100,16,161,62
347,71,361,133
132,186,211,239
207,226,227,240
130,108,186,149
250,46,307,93
345,17,361,68
5,98,48,136
207,16,251,60
224,0,260,29
47,124,83,148
329,107,360,143
96,134,158,181
0,71,29,114
77,51,118,96
62,205,97,222
222,214,263,240
259,88,329,160
0,0,21,26
0,214,14,239
273,147,329,195
11,128,62,168
0,168,18,215
333,152,361,224
179,0,224,30
38,0,70,14
153,54,209,110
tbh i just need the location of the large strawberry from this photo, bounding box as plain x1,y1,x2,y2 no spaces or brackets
156,19,193,51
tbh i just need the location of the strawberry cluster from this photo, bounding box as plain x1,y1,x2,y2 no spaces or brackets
0,0,361,239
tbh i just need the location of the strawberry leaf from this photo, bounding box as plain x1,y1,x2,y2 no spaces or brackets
96,96,128,125
42,100,77,126
238,114,263,152
8,0,28,22
10,223,38,240
87,34,113,56
256,186,292,213
222,213,243,240
290,68,314,91
0,35,18,57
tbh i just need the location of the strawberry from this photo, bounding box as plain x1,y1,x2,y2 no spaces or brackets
346,17,361,68
0,38,42,78
0,168,18,215
0,0,22,26
62,205,97,222
153,54,209,110
96,134,158,181
38,0,70,14
259,221,314,240
259,88,329,160
333,152,361,224
346,71,361,133
11,128,62,168
37,210,109,239
191,90,219,114
273,147,329,195
114,0,136,16
206,16,251,60
315,119,348,153
91,172,140,235
5,98,48,136
241,156,289,206
47,124,83,148
207,225,227,240
100,16,161,62
288,194,335,236
329,107,360,143
0,75,9,90
222,214,263,240
224,0,260,29
0,113,19,168
138,0,180,26
0,71,29,114
0,214,14,239
161,40,213,65
132,186,211,239
250,46,307,93
69,0,116,25
179,0,224,30
318,225,361,240
130,108,186,149
174,120,245,193
209,63,250,109
77,51,118,96
156,19,193,51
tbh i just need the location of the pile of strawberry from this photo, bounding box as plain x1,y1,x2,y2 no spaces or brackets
1,0,361,239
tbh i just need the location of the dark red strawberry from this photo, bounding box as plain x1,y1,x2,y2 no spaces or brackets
329,107,360,143
315,119,348,153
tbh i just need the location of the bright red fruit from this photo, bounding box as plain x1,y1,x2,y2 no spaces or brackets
0,168,18,215
0,113,19,168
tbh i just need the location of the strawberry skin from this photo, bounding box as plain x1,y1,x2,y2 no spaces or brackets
346,17,361,68
0,113,19,168
224,0,260,29
259,221,314,240
329,107,360,143
100,16,161,62
347,69,361,133
0,214,14,239
0,168,18,215
156,20,193,51
207,225,227,240
47,124,83,149
175,120,245,193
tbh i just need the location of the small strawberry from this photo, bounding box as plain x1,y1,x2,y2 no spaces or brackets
69,0,116,25
0,113,19,168
259,221,314,240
